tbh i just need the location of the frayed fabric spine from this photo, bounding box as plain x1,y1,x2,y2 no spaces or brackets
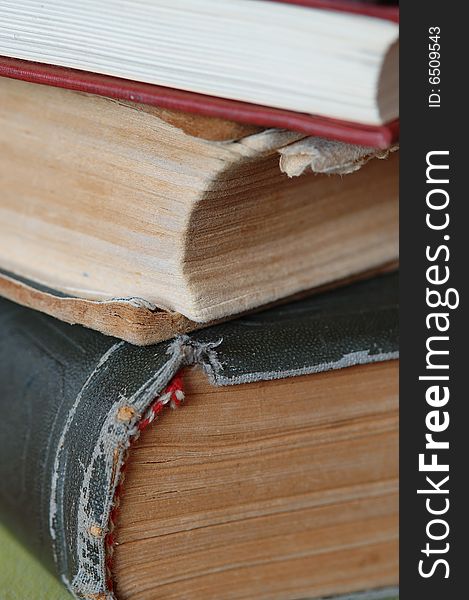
104,372,185,596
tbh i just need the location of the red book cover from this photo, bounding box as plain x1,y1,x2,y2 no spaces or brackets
0,1,399,148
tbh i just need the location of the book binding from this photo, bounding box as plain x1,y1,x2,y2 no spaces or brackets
0,274,398,599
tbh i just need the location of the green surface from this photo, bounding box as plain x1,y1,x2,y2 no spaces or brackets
0,522,71,600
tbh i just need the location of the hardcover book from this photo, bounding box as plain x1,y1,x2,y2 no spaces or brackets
0,75,398,345
0,0,399,146
0,273,398,600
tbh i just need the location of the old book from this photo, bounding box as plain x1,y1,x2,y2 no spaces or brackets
0,273,398,600
0,1,398,146
0,75,399,345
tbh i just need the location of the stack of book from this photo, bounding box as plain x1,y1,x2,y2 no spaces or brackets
0,1,399,599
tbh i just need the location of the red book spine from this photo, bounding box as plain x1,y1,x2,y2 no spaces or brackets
0,56,398,148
